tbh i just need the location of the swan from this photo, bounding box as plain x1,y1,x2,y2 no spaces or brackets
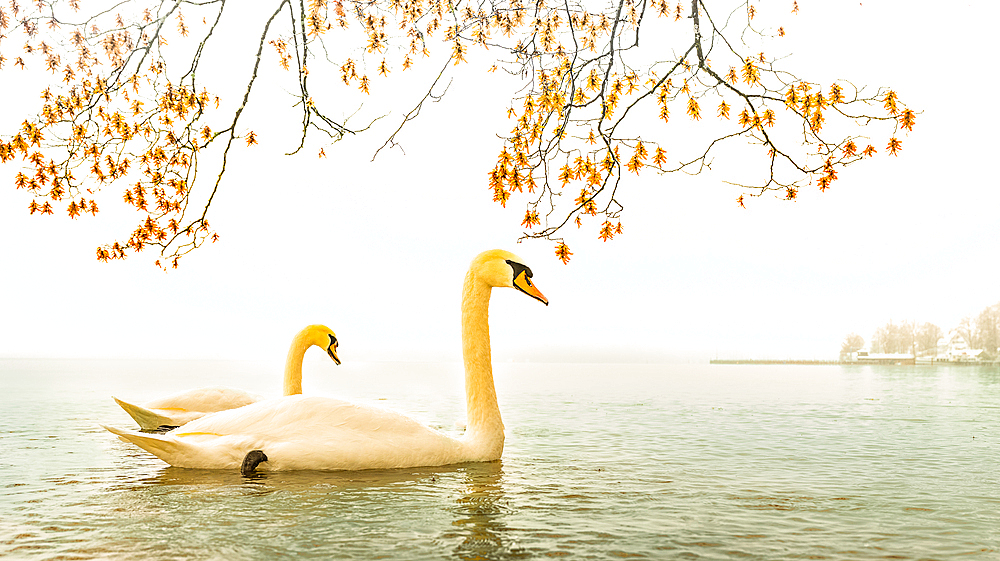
103,249,548,472
112,325,341,430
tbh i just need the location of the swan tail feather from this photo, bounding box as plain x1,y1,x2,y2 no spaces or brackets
102,424,194,466
113,397,177,431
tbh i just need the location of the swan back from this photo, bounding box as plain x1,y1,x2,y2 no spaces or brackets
143,386,263,412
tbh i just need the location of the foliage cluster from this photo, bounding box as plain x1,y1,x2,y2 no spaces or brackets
0,0,915,266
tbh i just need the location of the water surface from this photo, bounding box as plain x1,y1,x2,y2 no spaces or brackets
1,359,997,559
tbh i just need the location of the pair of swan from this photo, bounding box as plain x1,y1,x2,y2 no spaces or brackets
104,249,548,472
113,325,341,430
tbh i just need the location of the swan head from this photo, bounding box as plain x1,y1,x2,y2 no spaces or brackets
471,249,548,305
304,324,341,365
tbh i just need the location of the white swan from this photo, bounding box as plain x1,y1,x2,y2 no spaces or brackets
112,325,341,430
103,249,548,471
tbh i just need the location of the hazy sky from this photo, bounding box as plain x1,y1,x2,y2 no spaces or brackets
1,1,997,364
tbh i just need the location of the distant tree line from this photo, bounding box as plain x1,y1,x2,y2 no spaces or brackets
870,321,940,355
841,302,1000,360
957,303,1000,358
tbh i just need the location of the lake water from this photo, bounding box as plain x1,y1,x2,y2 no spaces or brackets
1,358,997,560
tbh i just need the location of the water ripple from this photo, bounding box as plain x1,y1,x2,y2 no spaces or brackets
2,361,999,559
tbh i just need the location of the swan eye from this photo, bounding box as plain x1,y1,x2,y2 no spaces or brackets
329,334,338,348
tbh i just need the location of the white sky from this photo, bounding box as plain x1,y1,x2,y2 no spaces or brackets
1,0,997,363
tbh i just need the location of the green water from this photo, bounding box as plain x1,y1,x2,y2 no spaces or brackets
1,359,998,559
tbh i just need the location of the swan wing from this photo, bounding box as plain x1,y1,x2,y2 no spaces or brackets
114,387,265,430
143,386,264,412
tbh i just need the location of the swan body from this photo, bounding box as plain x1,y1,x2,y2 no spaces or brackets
112,325,340,430
105,249,548,471
106,395,466,470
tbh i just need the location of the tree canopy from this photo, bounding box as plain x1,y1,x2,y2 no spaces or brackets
966,303,1000,358
0,0,915,267
840,333,863,356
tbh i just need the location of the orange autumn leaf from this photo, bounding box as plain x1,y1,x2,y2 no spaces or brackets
829,83,845,104
887,137,902,156
653,146,667,167
555,241,572,264
738,108,752,127
452,40,467,64
717,100,731,119
659,105,670,123
598,220,615,242
762,108,775,127
626,154,642,174
492,184,510,207
882,90,899,115
898,109,916,132
521,209,540,228
686,97,701,120
741,58,760,85
633,140,648,161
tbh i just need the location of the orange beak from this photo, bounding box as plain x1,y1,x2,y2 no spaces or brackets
513,270,548,306
327,335,341,365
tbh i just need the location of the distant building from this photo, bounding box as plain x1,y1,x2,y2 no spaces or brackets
936,331,984,362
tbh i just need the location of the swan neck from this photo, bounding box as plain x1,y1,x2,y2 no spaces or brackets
283,332,310,395
461,270,504,455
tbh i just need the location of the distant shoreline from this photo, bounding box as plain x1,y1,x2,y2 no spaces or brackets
710,359,1000,366
710,359,841,365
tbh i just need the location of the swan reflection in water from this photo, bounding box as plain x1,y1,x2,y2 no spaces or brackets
137,462,467,490
448,461,522,561
111,461,521,559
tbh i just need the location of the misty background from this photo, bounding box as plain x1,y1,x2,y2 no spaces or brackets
1,1,997,366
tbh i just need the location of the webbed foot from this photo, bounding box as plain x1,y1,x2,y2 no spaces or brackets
241,450,268,476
